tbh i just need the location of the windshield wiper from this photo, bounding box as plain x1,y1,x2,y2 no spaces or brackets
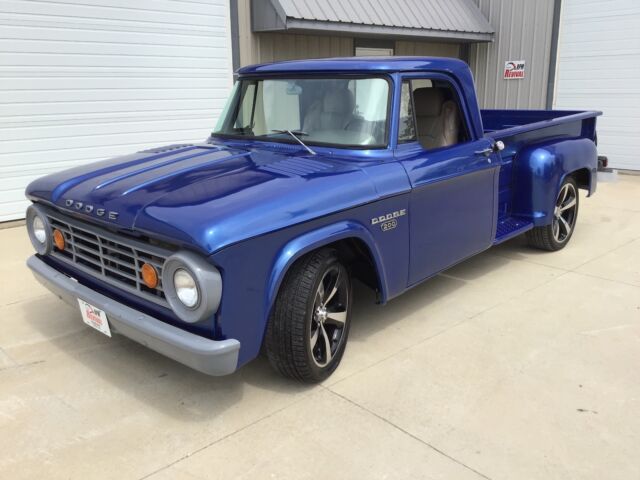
270,129,316,155
270,129,308,136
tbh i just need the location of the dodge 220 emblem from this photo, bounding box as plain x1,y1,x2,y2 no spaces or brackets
64,199,119,221
371,209,406,232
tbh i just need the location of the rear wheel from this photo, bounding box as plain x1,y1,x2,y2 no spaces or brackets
526,176,579,251
264,249,352,382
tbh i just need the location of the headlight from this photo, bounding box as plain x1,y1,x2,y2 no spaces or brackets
32,216,46,243
26,205,52,255
162,251,222,323
174,268,199,308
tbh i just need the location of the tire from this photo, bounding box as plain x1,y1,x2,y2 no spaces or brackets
264,248,352,383
526,176,580,251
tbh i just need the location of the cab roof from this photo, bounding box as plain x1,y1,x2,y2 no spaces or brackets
237,56,470,75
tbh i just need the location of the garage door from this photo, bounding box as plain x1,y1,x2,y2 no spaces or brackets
0,0,233,221
553,0,640,170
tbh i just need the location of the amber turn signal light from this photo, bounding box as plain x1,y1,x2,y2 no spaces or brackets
52,229,66,250
141,263,159,289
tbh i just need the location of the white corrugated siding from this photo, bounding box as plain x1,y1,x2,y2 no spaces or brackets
554,0,640,170
0,0,233,221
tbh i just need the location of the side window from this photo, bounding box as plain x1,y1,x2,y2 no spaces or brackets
410,79,469,150
398,81,416,143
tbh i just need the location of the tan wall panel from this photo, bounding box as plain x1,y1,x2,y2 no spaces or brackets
395,41,460,58
238,32,461,67
237,0,260,66
255,33,353,63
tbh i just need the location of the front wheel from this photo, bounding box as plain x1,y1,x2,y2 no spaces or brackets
526,176,580,251
264,249,352,382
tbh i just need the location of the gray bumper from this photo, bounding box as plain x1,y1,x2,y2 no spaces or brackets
27,256,240,376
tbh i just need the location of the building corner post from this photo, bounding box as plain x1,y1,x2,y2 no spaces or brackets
229,0,241,79
546,0,563,109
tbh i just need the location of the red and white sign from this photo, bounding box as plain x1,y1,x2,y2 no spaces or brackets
78,298,112,337
504,60,526,79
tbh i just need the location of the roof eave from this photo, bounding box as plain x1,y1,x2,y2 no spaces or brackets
260,19,494,44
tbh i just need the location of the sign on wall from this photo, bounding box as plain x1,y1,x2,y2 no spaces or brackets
504,60,526,79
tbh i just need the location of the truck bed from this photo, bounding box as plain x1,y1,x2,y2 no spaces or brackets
482,109,601,140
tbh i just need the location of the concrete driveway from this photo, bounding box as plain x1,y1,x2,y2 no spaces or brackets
1,175,639,480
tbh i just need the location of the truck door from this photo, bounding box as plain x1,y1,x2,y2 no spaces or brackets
396,78,500,285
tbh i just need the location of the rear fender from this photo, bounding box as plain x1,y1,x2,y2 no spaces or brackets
512,138,597,226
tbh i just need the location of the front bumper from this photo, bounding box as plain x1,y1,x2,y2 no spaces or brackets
27,256,240,376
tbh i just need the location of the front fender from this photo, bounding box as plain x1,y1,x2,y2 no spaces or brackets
210,195,409,368
512,137,597,226
265,220,388,314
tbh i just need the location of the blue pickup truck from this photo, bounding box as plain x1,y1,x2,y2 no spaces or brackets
25,57,601,382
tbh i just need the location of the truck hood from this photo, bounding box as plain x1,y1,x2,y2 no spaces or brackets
26,143,392,254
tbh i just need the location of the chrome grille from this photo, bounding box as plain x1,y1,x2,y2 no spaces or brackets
46,210,172,307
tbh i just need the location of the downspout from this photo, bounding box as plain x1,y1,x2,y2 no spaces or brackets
546,0,563,108
229,0,241,79
459,43,471,65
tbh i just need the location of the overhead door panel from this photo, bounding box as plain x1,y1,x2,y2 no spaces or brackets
554,0,640,170
0,0,232,221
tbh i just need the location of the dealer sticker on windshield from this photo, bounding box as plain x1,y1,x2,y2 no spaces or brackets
77,299,112,337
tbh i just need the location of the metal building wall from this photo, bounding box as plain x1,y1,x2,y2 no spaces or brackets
237,0,555,111
469,0,556,109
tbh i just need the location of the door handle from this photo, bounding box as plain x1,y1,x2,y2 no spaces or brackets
475,147,493,156
475,140,505,157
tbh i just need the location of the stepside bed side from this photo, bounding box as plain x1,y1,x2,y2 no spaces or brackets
484,110,600,231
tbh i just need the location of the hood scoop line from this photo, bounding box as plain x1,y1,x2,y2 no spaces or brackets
50,145,199,202
94,147,221,191
122,151,250,196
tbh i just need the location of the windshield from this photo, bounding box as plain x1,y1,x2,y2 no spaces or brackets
213,77,390,148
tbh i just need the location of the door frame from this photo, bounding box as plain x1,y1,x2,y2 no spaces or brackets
395,71,480,147
393,72,501,284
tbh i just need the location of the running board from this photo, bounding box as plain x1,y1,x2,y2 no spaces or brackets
494,217,533,245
